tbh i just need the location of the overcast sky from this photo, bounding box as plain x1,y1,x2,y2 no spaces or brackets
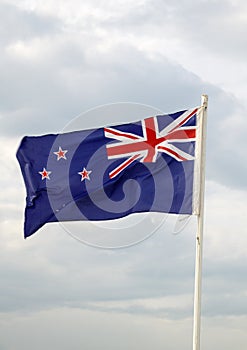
1,1,247,349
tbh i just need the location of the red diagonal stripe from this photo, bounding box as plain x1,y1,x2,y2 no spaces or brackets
166,128,196,140
109,154,140,179
157,146,187,161
170,108,198,133
104,127,139,140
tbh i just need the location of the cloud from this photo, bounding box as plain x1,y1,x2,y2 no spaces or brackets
0,36,205,136
0,307,247,350
0,2,61,45
1,2,246,193
0,216,194,315
200,181,247,317
0,307,194,350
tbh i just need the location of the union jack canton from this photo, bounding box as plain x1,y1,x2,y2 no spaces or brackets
104,108,198,179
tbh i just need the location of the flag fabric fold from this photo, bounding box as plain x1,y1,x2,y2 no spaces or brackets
17,108,199,238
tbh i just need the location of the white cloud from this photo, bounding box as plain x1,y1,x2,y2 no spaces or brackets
205,180,247,260
0,308,247,350
0,308,193,350
202,315,247,350
6,37,52,61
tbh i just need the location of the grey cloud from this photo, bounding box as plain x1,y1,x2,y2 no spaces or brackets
199,257,247,317
0,48,167,135
0,2,61,45
0,219,195,314
1,220,246,319
0,39,214,135
97,0,247,61
151,0,247,60
1,2,246,190
78,299,193,320
0,307,195,350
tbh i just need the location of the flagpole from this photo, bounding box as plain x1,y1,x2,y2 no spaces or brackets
192,94,208,350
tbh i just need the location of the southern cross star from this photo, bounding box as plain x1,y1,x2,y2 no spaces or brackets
78,167,92,181
53,146,68,160
39,168,51,180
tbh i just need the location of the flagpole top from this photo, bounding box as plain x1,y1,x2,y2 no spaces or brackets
201,94,208,109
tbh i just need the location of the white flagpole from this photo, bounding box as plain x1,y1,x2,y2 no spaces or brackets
192,94,208,350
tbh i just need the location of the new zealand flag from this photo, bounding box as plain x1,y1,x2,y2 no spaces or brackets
17,108,199,238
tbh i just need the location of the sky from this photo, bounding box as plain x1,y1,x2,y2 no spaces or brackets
1,0,247,349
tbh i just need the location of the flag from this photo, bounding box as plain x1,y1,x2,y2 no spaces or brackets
16,108,200,238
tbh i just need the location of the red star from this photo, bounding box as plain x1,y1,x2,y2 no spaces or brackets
78,167,92,181
53,146,68,160
39,168,51,180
